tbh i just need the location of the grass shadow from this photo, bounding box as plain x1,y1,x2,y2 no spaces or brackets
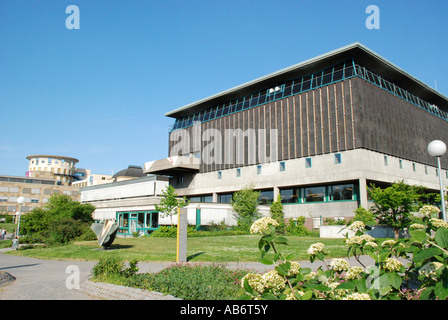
187,251,205,261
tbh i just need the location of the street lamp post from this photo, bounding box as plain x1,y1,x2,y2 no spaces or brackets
16,196,25,240
428,140,447,221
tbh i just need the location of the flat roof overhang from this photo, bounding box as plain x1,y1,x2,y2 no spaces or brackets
165,42,448,119
143,156,200,176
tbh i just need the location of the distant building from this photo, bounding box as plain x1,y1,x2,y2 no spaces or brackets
26,154,80,185
72,169,113,188
0,154,102,218
0,175,80,217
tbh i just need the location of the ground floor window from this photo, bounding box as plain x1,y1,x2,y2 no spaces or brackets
117,211,159,236
257,189,274,205
280,182,358,204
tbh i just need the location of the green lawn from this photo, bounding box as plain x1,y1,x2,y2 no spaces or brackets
5,235,348,262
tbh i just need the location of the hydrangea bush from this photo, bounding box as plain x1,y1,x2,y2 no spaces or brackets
241,209,448,300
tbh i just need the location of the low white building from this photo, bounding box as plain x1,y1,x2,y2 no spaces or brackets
81,172,268,236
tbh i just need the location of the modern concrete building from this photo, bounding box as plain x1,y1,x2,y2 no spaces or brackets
143,42,448,228
80,174,169,236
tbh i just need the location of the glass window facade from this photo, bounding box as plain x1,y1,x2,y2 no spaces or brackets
218,193,233,203
117,211,159,235
280,182,357,204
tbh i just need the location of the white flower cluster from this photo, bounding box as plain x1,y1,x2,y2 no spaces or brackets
383,258,403,272
343,293,371,300
347,221,365,231
249,217,279,235
241,270,286,294
263,270,286,293
365,241,378,248
410,223,426,230
418,205,441,218
307,243,325,255
419,262,443,281
241,273,265,294
288,261,301,276
330,258,349,272
381,240,396,247
345,266,365,280
328,282,350,299
345,234,376,246
429,218,448,229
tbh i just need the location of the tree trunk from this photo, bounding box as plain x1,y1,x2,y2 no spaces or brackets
394,229,400,240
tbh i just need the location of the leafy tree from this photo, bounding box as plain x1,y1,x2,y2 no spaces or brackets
231,185,261,231
20,193,95,243
45,193,95,222
353,205,376,225
154,185,189,226
368,180,425,239
270,194,285,234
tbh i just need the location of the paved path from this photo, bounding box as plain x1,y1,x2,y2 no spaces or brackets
0,251,384,300
0,253,98,300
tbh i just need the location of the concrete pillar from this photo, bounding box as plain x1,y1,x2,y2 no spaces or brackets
358,178,369,209
212,192,218,203
273,186,280,201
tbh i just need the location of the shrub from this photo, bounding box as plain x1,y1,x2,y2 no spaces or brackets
124,263,249,300
231,185,261,232
91,257,139,279
270,195,285,234
150,226,178,238
91,257,125,278
41,218,94,244
150,225,196,238
285,217,310,236
241,214,448,300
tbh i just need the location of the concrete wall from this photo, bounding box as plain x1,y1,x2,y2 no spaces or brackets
320,225,410,238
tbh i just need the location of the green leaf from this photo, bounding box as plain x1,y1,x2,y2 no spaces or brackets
243,278,255,295
409,229,429,243
275,262,291,276
378,273,391,296
354,278,368,293
420,287,434,300
435,282,448,300
301,290,313,300
336,281,355,290
303,283,331,292
388,272,402,290
316,252,325,261
413,247,443,262
274,236,288,245
435,227,448,249
300,268,311,275
259,257,274,265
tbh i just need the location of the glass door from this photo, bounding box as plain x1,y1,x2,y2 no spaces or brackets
130,213,137,234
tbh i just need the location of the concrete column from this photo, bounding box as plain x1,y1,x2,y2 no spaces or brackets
358,178,369,209
212,192,218,203
273,186,280,201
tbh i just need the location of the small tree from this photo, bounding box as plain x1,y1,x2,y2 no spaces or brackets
353,205,376,225
270,194,285,234
155,185,189,226
368,180,424,239
231,185,261,231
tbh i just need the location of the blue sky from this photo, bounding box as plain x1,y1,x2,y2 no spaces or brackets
1,0,447,176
